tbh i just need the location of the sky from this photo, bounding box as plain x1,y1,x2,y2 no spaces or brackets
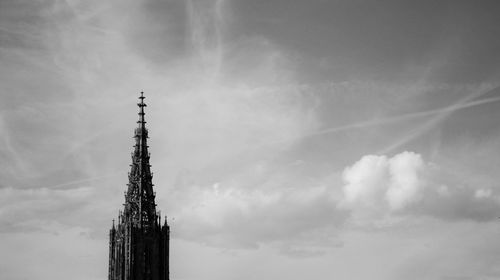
1,0,500,279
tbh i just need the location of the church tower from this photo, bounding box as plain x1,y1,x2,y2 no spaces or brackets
108,92,170,280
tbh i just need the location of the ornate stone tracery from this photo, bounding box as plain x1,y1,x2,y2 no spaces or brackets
108,92,170,280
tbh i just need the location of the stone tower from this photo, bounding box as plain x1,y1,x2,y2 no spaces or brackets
108,92,170,280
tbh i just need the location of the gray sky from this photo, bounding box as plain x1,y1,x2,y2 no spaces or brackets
1,0,500,279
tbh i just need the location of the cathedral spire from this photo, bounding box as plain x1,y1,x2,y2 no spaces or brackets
109,92,170,280
126,91,156,228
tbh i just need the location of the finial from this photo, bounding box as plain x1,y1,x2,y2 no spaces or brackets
137,91,147,126
138,92,147,108
112,219,115,229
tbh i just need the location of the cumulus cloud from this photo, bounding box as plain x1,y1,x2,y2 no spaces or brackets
159,150,500,253
340,151,500,222
341,151,425,211
342,154,389,208
386,152,425,210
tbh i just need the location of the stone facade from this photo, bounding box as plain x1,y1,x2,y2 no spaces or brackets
108,93,170,280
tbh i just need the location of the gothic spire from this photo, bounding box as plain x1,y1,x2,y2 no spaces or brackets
108,92,170,280
125,91,157,228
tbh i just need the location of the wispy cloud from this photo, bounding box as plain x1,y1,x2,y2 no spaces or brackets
380,84,500,153
2,1,500,279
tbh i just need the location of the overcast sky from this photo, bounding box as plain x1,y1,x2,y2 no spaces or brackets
1,0,500,279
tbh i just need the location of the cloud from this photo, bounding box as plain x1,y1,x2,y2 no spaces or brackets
340,151,500,222
385,152,425,210
341,154,390,208
0,179,123,236
169,179,348,251
0,0,326,265
341,151,425,211
412,184,500,222
1,0,500,279
163,150,500,253
159,160,348,254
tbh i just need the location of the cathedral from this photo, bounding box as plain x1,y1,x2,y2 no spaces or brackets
108,93,170,280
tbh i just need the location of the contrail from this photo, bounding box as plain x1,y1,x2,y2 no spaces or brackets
304,94,500,142
45,89,500,190
254,89,500,150
379,85,500,154
47,170,123,190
